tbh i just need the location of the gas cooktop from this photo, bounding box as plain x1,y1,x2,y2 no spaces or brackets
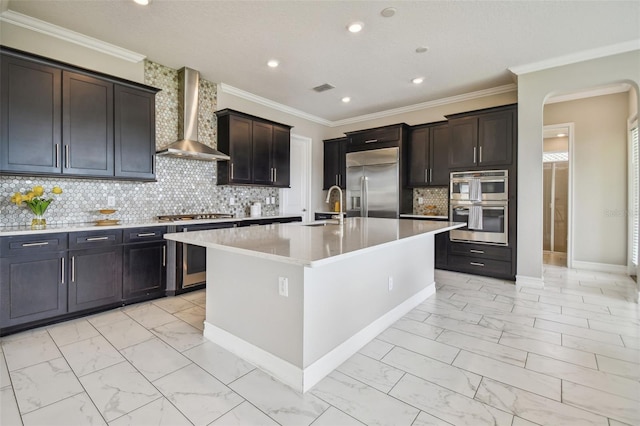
157,213,234,222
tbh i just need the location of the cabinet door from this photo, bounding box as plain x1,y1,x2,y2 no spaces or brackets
123,241,166,301
228,115,253,184
434,232,448,269
478,110,513,166
407,127,429,187
323,139,346,189
62,71,114,176
272,125,290,187
252,121,273,185
68,246,122,312
429,124,450,185
1,252,67,329
448,117,477,169
114,85,156,179
0,55,62,174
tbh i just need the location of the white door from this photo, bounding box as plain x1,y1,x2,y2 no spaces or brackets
280,134,312,222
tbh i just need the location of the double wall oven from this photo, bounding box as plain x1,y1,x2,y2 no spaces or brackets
449,170,509,246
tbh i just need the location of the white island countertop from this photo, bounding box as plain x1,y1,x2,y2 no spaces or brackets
164,217,464,267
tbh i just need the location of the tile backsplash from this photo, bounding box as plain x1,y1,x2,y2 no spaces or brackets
413,187,449,216
0,60,278,227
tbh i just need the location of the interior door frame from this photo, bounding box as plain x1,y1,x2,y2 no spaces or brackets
280,133,312,222
543,122,575,268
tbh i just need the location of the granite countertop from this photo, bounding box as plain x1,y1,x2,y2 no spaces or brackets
164,217,465,267
0,215,302,237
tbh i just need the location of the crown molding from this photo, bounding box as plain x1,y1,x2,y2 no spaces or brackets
546,83,632,104
220,83,517,128
0,9,146,63
509,40,640,76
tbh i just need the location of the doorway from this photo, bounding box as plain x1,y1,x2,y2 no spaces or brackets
280,134,312,222
543,124,572,267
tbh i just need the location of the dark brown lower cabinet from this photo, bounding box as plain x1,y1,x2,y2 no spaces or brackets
435,232,448,269
123,241,166,301
446,242,513,279
68,246,123,312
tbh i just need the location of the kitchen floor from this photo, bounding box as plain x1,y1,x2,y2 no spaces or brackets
1,268,639,426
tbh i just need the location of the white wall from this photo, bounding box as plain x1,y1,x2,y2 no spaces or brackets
545,93,629,266
516,50,640,282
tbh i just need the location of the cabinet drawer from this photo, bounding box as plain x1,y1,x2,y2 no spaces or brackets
449,242,510,261
69,230,122,249
447,254,512,277
123,227,166,243
349,126,400,146
1,233,67,257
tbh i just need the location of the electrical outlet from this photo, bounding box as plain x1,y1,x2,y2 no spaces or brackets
271,196,276,204
278,277,289,297
418,197,424,205
107,196,116,207
388,276,394,291
229,197,235,205
265,197,271,205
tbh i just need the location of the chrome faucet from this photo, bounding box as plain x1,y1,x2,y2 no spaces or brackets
325,185,344,225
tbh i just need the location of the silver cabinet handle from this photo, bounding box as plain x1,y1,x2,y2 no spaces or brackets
71,256,76,282
470,262,485,267
429,169,432,182
479,146,483,163
364,139,378,144
470,249,485,254
55,144,59,168
473,146,477,164
65,145,69,168
230,163,234,179
336,174,339,186
162,245,166,267
22,241,49,247
86,236,109,241
137,233,156,237
61,257,65,285
274,168,277,182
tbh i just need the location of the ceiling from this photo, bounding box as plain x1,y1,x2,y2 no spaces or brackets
3,0,639,122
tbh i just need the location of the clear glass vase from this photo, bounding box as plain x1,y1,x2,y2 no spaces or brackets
31,214,46,230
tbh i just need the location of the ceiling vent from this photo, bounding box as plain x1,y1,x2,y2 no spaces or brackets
312,83,335,93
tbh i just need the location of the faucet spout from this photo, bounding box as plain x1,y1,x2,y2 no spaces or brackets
325,185,344,225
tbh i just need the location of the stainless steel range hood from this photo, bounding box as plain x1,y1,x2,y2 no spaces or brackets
156,67,230,161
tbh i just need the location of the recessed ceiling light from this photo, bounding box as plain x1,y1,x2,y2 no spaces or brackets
341,97,351,103
381,7,396,17
412,77,424,84
267,59,279,68
133,0,150,5
347,22,364,33
557,133,566,137
415,46,429,53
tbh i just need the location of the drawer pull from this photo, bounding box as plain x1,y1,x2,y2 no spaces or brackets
364,139,378,144
470,262,485,267
71,256,75,282
21,241,49,247
469,249,485,254
162,246,166,267
86,236,110,241
136,233,156,237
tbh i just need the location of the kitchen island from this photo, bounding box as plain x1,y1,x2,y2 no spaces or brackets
164,217,463,392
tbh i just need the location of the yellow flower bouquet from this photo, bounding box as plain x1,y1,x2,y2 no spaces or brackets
10,185,63,228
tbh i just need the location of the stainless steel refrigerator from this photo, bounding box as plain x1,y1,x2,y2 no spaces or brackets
346,147,399,218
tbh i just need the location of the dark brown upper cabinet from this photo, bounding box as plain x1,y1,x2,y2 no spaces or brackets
447,104,515,169
407,122,449,187
323,137,347,190
0,46,159,181
216,109,292,187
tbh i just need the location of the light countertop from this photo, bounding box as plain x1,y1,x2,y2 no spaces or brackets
0,215,301,237
164,217,465,267
400,214,449,220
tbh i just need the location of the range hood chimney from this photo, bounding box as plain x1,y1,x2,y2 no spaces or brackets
156,67,230,161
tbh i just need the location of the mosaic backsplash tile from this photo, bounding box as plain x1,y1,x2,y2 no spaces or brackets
413,187,449,216
0,60,276,227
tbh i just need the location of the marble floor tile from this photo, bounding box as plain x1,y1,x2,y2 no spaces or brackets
79,361,161,422
120,337,192,381
402,309,430,322
389,373,512,426
124,303,178,329
475,377,608,426
182,340,255,385
20,392,105,426
534,319,624,346
59,335,124,377
109,397,192,426
151,320,205,352
0,352,10,388
538,297,611,314
377,328,459,364
560,306,639,324
172,305,206,331
155,363,243,425
311,371,419,426
412,410,454,426
478,316,562,345
582,294,637,308
477,312,536,327
86,310,129,329
449,290,499,305
2,331,61,371
382,346,481,398
414,304,483,324
10,357,83,414
561,334,640,364
525,353,640,401
506,298,563,313
179,290,206,306
562,380,640,425
0,386,22,425
336,352,404,393
438,280,484,291
420,297,468,310
596,354,640,380
494,292,540,304
512,306,590,327
93,318,154,350
452,350,561,401
46,319,100,347
391,318,443,340
511,416,540,426
587,319,640,339
499,332,597,368
152,296,197,314
357,339,394,361
230,368,327,426
425,314,502,343
209,400,280,426
436,330,527,367
608,306,640,319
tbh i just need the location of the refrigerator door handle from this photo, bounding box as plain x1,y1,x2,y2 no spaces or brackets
362,176,369,217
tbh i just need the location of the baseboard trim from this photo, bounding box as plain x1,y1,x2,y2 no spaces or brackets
515,275,545,289
203,283,435,393
571,261,627,275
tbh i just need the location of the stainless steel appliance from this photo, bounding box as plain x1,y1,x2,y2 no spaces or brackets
449,170,509,245
346,147,399,218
